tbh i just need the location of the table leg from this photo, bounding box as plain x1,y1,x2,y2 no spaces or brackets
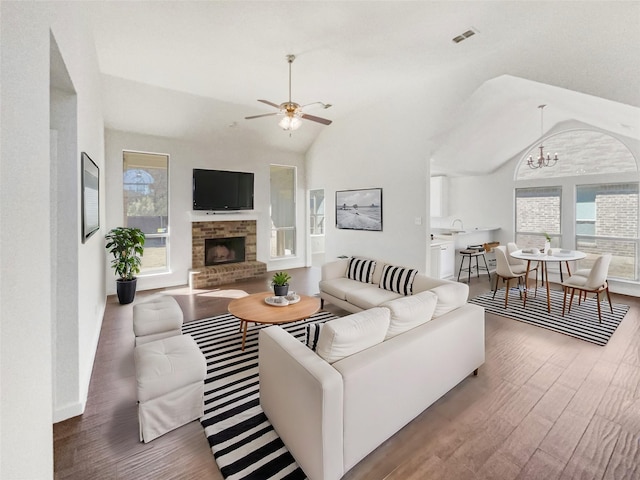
565,261,572,276
241,320,248,351
545,263,551,313
523,260,531,307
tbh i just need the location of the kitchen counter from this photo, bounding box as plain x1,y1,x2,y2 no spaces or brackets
432,227,500,251
431,226,500,237
430,238,453,247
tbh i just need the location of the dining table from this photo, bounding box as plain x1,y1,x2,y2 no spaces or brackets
510,248,587,313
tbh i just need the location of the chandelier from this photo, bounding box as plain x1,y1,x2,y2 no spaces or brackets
527,104,558,169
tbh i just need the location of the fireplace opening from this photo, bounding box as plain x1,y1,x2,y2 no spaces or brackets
205,237,246,266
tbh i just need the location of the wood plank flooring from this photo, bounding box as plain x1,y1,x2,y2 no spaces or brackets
53,268,640,479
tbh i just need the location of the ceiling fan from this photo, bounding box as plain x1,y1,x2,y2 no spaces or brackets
245,54,332,131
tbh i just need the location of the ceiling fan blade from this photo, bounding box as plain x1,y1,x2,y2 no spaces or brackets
257,99,281,109
301,101,332,110
301,113,332,125
245,112,280,120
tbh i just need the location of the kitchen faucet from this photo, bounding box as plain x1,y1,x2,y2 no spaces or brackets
451,218,464,230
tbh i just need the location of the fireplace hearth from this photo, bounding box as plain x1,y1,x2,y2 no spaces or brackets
205,237,245,266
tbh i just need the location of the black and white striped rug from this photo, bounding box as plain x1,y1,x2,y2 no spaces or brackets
182,310,337,480
469,288,629,346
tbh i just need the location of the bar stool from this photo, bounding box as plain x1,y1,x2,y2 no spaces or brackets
457,245,491,284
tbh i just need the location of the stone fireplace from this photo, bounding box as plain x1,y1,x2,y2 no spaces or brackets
191,220,266,288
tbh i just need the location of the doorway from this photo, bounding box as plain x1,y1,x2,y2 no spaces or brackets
309,189,325,267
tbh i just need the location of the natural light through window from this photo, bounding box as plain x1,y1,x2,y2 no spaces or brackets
515,187,562,248
123,151,169,274
515,130,638,281
270,165,296,258
517,130,637,180
576,183,638,281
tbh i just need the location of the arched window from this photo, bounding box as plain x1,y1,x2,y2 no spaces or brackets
514,130,639,281
516,130,637,180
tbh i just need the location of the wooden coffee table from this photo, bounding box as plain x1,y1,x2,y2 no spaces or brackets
228,292,320,350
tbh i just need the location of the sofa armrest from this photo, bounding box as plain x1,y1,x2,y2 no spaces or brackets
259,326,344,480
412,274,469,317
333,303,484,471
321,258,349,281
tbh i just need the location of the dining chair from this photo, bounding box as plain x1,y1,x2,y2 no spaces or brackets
507,242,540,285
561,253,613,323
493,246,530,308
570,265,595,302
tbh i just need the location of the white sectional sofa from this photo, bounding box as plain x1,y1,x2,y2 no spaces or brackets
259,257,485,480
319,256,470,315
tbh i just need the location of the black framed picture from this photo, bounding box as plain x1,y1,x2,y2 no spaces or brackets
81,152,99,242
335,188,383,231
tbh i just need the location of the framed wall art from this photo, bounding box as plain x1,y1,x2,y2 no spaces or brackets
335,188,382,231
81,152,100,242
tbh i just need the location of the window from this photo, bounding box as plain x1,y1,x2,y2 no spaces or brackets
515,186,562,248
517,130,638,180
309,189,325,235
576,183,638,281
270,165,296,257
515,130,639,282
123,151,169,274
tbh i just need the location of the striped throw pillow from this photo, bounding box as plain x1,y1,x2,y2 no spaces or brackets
379,264,418,296
347,257,376,284
305,323,323,351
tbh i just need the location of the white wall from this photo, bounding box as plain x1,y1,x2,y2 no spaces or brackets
306,87,436,271
105,128,307,294
49,8,106,422
1,2,105,477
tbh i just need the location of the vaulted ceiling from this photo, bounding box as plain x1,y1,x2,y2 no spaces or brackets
84,1,640,172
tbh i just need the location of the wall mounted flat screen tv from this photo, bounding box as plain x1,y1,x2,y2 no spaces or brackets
193,168,254,211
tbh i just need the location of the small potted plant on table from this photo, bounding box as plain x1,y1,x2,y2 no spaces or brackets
105,227,145,304
543,232,552,254
271,271,291,297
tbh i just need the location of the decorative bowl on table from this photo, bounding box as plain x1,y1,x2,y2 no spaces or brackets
264,296,290,307
285,292,300,304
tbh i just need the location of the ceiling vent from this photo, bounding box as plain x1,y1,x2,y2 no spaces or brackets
452,28,477,44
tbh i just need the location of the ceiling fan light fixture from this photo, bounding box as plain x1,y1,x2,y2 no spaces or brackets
278,115,302,131
245,54,332,130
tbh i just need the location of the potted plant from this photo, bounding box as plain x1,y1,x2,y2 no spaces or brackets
271,271,291,297
105,227,145,304
543,232,552,254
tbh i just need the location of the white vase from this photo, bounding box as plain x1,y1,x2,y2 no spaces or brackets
544,240,551,254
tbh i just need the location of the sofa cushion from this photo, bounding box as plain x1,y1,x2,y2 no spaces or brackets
346,286,402,310
430,282,469,317
379,265,418,296
305,323,324,351
347,257,377,283
319,277,370,301
380,290,438,340
316,308,390,364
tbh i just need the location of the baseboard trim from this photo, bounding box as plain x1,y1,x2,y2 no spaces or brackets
53,400,86,423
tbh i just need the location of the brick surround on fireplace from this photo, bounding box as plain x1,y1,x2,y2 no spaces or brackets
191,220,266,288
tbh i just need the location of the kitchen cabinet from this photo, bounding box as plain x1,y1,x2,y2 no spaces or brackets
430,176,448,217
429,245,441,278
430,240,455,279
